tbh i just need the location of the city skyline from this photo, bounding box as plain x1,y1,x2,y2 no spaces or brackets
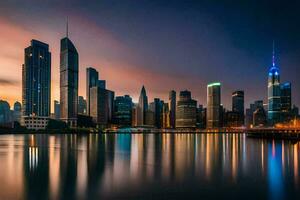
1,1,300,111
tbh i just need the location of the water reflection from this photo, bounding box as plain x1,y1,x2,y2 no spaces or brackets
0,134,299,199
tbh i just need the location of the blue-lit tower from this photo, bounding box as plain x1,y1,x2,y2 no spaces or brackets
267,44,281,125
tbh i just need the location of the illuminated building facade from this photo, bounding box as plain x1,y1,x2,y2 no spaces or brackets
280,82,292,122
207,82,221,128
22,40,51,117
114,95,133,127
176,90,197,128
267,46,281,125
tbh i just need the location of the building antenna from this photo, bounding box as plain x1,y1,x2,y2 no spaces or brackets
272,40,275,67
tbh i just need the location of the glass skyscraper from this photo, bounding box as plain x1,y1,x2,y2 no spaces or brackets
280,82,292,122
22,40,51,117
232,90,244,126
169,90,176,128
60,35,78,127
207,82,221,128
137,86,148,126
267,48,281,125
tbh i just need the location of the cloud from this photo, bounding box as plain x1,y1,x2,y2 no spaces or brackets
0,78,19,86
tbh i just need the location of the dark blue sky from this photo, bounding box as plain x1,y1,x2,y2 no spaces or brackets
0,0,299,109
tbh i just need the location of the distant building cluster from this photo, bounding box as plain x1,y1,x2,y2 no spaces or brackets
0,32,299,130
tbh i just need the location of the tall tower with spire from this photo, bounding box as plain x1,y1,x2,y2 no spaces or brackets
267,42,281,125
60,20,79,127
137,85,148,126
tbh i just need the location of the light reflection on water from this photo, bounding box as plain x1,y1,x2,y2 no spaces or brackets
0,133,299,200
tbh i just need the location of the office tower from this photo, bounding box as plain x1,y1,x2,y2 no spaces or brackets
253,107,267,127
90,86,115,126
207,82,221,128
280,82,291,122
137,86,148,126
54,100,60,120
106,90,115,124
132,104,138,127
245,100,264,127
232,90,244,126
162,103,170,128
114,95,133,127
0,100,11,125
78,96,87,115
22,40,51,117
98,80,106,89
268,45,281,125
176,90,197,128
86,67,99,115
196,105,206,129
13,101,21,122
225,111,240,127
291,105,299,117
169,90,176,128
145,110,155,127
150,98,163,128
60,27,78,127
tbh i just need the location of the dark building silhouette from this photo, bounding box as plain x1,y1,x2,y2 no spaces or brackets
196,105,206,129
232,90,244,126
225,111,240,127
114,95,133,127
280,82,292,122
54,100,60,120
169,90,176,128
0,100,11,125
176,90,197,128
13,101,21,122
137,86,148,126
150,98,164,128
78,96,87,115
253,107,267,127
90,87,115,127
245,100,264,127
22,40,51,117
60,30,78,127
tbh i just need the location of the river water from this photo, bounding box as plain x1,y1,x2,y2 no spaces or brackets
0,133,299,199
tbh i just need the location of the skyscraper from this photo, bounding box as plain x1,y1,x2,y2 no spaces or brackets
89,87,115,126
207,82,221,128
60,26,78,127
137,86,148,126
169,90,176,128
78,96,87,115
86,67,99,115
280,82,292,122
176,90,197,128
22,40,51,117
114,95,133,127
13,101,22,122
267,45,281,125
54,100,60,120
232,90,244,126
150,98,163,128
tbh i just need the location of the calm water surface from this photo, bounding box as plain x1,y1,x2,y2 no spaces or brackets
0,133,299,200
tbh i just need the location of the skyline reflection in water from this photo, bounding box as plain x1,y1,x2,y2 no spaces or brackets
0,133,299,200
